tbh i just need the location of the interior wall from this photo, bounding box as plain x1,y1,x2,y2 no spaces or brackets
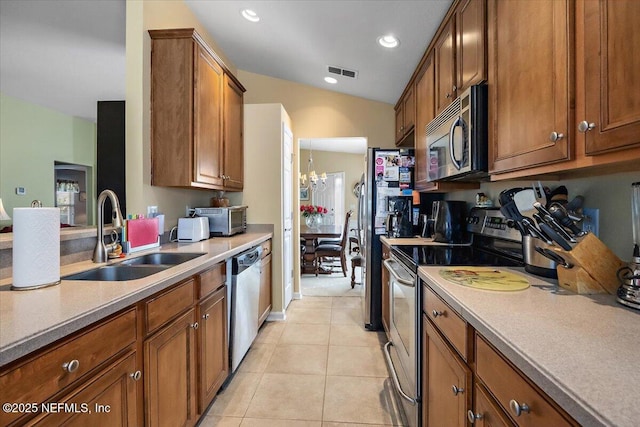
125,0,238,230
238,70,395,150
0,93,96,225
299,149,366,217
445,171,640,260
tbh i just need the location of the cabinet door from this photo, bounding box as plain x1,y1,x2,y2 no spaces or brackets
469,383,515,427
145,309,197,427
414,54,436,191
423,316,471,427
488,0,571,173
194,44,224,187
222,74,244,189
30,353,139,427
582,0,640,154
403,85,415,133
395,104,405,143
198,287,228,413
456,0,486,91
435,19,456,114
259,252,272,326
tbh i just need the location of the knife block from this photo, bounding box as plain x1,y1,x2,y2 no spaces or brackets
552,233,625,294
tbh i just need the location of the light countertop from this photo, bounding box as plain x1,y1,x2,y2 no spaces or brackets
419,266,640,427
0,226,273,366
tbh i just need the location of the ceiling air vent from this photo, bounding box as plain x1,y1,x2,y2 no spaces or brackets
327,65,359,79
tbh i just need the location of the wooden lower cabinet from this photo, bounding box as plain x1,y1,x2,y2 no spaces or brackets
28,352,139,427
468,383,515,427
198,286,228,413
422,316,472,427
144,308,198,427
258,252,272,326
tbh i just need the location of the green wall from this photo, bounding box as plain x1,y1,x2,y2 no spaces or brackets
0,93,96,224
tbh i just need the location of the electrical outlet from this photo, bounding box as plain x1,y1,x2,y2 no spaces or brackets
582,208,599,237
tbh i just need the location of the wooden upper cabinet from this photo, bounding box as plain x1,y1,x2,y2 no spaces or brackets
194,45,224,187
435,18,457,115
149,29,245,191
395,85,416,145
222,74,244,189
414,54,436,191
581,0,640,155
456,0,486,91
488,0,572,174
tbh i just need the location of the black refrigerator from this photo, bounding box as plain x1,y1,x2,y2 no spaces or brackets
358,148,416,330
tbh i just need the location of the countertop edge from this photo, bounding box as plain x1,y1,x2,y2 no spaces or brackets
0,230,273,366
418,267,611,427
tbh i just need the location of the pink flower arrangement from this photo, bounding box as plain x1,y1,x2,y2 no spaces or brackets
300,204,328,217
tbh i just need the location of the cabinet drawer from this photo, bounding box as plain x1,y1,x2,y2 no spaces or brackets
199,263,225,299
423,285,468,360
0,308,136,426
145,278,196,334
475,334,575,426
261,239,272,258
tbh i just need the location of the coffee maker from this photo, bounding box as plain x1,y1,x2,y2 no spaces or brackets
386,196,413,237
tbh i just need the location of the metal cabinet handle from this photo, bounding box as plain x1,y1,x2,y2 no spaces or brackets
202,313,210,320
432,309,444,318
130,370,142,381
190,322,199,330
452,385,464,396
452,85,457,92
578,121,596,133
446,93,452,99
509,399,530,417
62,359,80,373
549,131,564,142
467,410,483,423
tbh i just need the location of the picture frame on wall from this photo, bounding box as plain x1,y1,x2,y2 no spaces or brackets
300,187,309,201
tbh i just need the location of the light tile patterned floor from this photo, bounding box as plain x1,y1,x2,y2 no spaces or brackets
202,294,406,426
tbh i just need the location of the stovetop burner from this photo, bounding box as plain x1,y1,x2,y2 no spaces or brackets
391,207,525,273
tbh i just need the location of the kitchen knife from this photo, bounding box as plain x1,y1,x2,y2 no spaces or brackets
533,202,577,243
548,202,586,237
538,222,573,251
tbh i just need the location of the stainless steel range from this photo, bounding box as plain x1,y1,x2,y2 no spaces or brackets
383,207,524,426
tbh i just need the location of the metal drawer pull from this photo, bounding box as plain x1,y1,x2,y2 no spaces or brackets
432,309,444,318
382,342,417,405
467,410,483,423
578,121,596,133
509,399,530,417
452,385,464,396
549,131,564,142
202,313,210,320
190,322,199,330
62,359,80,373
130,370,142,381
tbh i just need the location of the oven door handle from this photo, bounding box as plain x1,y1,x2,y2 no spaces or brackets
383,259,415,287
383,341,417,405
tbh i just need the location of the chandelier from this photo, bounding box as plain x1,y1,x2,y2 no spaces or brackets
299,142,327,192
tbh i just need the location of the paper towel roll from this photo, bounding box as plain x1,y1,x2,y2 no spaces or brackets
12,207,61,290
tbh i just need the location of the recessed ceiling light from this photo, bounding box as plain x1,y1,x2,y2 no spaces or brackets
241,9,260,22
378,35,400,48
324,76,338,84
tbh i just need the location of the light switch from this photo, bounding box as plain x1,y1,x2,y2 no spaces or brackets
15,187,26,195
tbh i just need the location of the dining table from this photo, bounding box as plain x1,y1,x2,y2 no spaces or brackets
299,224,342,274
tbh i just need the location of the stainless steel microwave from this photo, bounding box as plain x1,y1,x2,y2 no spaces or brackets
192,206,247,236
427,84,488,181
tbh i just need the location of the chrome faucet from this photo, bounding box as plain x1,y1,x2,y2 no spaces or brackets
93,189,124,263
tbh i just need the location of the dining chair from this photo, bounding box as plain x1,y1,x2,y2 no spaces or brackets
314,210,352,277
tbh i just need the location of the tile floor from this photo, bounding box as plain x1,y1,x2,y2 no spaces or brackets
200,295,406,426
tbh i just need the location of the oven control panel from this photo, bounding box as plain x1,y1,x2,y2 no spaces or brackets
467,208,522,242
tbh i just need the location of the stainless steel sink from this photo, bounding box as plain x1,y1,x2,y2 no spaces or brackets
63,265,168,281
120,252,206,266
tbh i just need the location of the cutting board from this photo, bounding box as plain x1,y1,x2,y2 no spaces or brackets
439,267,530,291
127,218,159,249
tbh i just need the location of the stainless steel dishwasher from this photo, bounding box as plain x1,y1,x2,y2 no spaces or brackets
229,245,262,372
